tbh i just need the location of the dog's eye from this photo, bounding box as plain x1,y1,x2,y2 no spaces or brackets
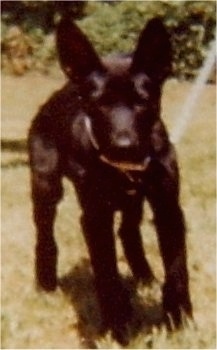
88,72,106,99
133,73,150,101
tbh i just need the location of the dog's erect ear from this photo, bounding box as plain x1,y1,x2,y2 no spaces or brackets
56,19,104,80
131,18,172,84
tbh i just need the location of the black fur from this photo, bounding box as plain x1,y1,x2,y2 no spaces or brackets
28,18,192,343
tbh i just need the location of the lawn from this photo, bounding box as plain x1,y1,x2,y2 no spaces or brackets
1,72,216,349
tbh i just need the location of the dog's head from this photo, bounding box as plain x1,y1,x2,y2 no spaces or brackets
57,18,172,164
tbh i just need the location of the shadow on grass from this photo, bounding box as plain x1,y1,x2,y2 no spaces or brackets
1,139,27,152
1,139,29,168
59,258,164,348
2,158,28,168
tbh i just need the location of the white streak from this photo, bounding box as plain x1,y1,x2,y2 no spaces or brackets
170,38,216,144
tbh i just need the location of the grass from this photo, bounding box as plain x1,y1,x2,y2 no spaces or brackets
1,73,216,349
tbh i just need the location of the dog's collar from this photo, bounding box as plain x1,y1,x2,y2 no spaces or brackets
84,116,151,179
99,154,151,172
99,154,151,186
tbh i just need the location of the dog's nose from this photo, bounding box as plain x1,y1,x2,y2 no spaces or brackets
109,130,140,162
113,131,132,148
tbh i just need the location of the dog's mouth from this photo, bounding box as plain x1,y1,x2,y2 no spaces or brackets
85,116,151,172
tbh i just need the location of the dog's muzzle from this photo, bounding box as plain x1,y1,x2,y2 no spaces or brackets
84,116,151,176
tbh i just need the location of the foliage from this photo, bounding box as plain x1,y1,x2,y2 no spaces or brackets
1,1,216,79
79,1,216,79
1,1,86,32
1,1,86,75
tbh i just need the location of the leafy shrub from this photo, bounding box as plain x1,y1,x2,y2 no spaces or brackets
78,1,216,79
1,1,86,32
1,1,216,79
1,1,86,74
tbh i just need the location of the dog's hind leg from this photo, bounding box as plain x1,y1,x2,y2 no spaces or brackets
29,134,63,291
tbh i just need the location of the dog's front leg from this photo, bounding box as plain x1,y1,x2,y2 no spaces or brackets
81,203,132,343
147,159,192,327
155,199,192,327
119,197,154,283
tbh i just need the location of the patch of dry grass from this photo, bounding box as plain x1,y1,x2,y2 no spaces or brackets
1,73,216,348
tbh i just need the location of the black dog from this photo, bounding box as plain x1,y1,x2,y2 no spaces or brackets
28,17,192,342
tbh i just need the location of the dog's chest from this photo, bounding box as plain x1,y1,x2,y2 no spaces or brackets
66,155,144,202
89,162,146,205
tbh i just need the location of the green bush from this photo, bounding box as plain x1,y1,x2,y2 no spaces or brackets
1,1,86,74
1,1,216,79
78,1,216,79
1,1,86,32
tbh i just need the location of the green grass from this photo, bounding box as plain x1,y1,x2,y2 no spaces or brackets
1,74,216,348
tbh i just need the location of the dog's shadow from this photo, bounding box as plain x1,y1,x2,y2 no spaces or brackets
59,258,164,348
